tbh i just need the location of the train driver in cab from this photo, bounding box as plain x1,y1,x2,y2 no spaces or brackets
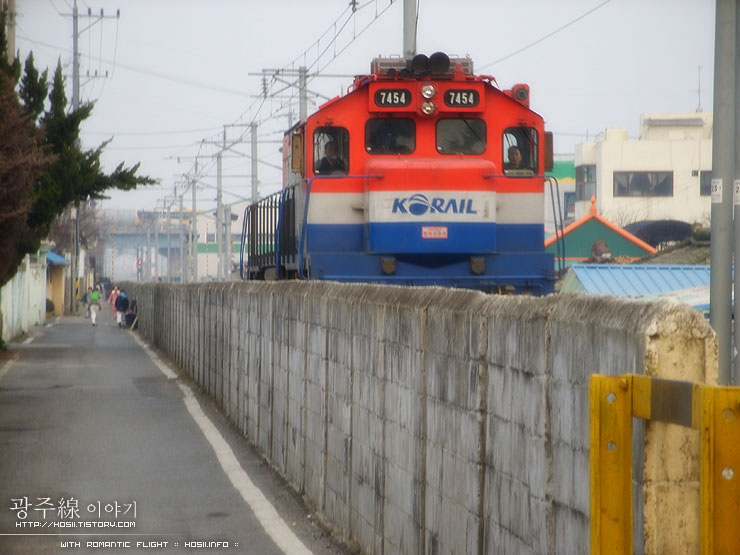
505,146,523,170
318,140,347,175
504,145,534,175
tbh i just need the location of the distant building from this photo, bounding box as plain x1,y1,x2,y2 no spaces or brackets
545,155,576,235
545,197,656,269
574,112,712,228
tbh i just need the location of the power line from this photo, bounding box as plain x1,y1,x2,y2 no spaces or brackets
180,0,399,204
85,127,220,137
16,34,253,98
47,0,64,16
229,0,397,135
104,143,201,151
478,0,612,71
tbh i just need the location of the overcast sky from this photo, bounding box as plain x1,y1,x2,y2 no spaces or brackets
14,0,715,212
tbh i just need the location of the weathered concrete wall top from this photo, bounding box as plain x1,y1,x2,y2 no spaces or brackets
123,281,717,555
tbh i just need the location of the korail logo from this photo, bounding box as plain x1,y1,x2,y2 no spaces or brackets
392,194,476,216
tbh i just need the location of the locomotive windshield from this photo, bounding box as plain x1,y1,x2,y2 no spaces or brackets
436,118,486,155
365,118,415,154
503,127,538,175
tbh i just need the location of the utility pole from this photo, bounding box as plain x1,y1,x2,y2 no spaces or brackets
250,123,259,204
179,192,185,283
191,165,199,283
110,228,115,282
299,66,308,122
733,0,740,385
224,204,232,280
65,0,118,312
145,226,151,282
68,206,77,313
203,126,250,280
216,134,224,280
154,209,159,279
5,0,15,63
166,198,172,282
72,0,80,111
67,2,119,108
67,0,80,313
711,0,736,385
403,0,416,59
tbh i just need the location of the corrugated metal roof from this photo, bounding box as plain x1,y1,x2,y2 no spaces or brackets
565,264,710,297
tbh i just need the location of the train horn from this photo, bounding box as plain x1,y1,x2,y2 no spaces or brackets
411,54,430,75
429,52,450,74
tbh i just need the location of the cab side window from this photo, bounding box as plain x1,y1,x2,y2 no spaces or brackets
365,118,415,154
503,127,538,176
314,127,349,175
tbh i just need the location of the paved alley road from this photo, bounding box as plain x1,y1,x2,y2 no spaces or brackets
0,309,347,555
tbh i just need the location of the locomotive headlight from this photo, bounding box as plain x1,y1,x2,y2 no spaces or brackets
421,101,436,115
420,83,436,99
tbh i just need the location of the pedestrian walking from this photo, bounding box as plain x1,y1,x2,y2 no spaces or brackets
89,287,101,326
82,286,93,318
114,289,129,328
108,285,120,322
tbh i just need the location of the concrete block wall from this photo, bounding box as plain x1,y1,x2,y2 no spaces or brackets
124,281,716,554
1,254,47,342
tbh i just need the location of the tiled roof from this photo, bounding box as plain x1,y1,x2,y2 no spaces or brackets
545,197,656,255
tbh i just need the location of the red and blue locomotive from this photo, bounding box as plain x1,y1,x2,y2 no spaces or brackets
241,53,554,294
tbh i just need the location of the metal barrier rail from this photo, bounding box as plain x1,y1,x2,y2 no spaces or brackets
589,374,740,554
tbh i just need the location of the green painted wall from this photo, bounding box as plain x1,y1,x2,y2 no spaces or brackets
547,160,575,181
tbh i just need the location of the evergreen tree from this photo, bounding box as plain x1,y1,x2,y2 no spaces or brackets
0,75,54,285
0,6,156,287
19,52,48,123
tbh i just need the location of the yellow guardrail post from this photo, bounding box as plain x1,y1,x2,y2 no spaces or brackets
695,385,740,554
589,375,633,555
591,374,740,555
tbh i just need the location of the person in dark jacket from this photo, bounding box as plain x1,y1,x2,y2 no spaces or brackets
114,290,129,328
317,141,346,174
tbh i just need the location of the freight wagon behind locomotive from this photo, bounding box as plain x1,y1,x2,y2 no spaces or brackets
240,52,555,294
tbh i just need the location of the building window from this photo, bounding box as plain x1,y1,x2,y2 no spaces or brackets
700,171,712,196
207,233,215,243
613,171,673,197
563,191,576,218
436,118,486,154
575,164,596,201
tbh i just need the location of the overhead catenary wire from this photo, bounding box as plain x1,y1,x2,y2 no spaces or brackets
21,1,400,201
16,34,254,98
85,127,223,137
478,0,612,71
184,0,398,206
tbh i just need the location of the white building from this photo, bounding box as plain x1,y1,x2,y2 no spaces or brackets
574,112,712,227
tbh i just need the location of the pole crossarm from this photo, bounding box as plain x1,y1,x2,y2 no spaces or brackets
590,374,740,555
